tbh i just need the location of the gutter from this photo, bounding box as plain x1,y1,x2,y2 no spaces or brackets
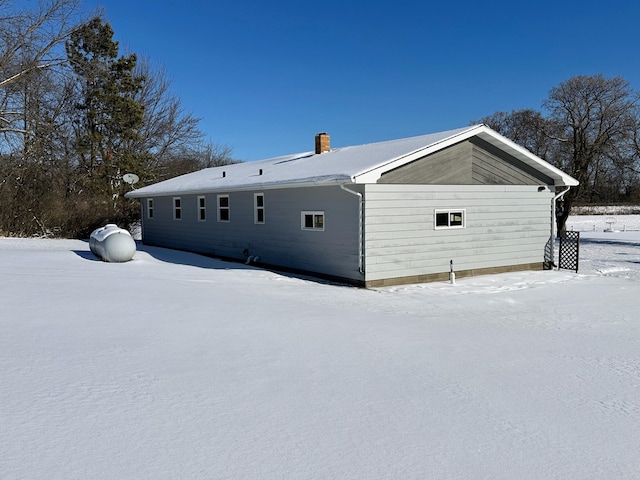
340,183,365,275
125,176,353,199
550,185,571,265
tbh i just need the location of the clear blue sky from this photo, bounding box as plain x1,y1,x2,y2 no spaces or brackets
88,0,640,161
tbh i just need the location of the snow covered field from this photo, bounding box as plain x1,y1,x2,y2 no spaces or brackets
1,215,639,479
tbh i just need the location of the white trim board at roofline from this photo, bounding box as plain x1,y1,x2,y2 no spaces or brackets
126,125,578,200
352,125,578,187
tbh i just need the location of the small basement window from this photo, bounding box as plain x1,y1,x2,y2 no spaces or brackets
301,211,324,231
435,209,465,229
217,194,230,222
147,198,154,219
197,196,206,221
173,197,182,220
254,193,265,224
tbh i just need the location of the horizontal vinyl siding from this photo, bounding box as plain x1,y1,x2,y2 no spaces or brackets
377,138,554,187
141,185,362,281
142,195,217,253
363,184,552,282
470,137,553,185
378,142,473,184
471,144,538,185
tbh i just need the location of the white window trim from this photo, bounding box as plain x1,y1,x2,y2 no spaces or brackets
197,195,206,222
146,198,154,219
434,209,466,229
217,194,230,222
173,197,182,220
301,211,325,231
254,193,265,224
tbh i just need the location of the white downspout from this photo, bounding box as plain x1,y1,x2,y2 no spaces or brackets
340,184,365,275
551,185,570,266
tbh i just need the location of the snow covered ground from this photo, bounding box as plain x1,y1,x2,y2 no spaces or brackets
1,215,639,479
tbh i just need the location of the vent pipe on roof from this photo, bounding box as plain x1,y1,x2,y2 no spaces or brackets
315,132,330,154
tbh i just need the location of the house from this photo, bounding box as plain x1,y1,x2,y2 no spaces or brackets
125,125,578,287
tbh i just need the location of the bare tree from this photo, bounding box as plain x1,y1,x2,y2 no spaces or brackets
0,3,238,237
477,75,640,234
0,0,85,236
155,142,237,181
0,0,82,140
543,74,639,233
131,57,238,183
131,58,202,175
475,109,555,160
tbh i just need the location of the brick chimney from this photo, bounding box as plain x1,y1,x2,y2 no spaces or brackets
315,132,330,154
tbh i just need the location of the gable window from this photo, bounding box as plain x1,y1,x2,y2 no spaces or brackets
435,209,465,229
254,193,265,224
147,198,154,219
173,197,182,220
197,196,206,221
217,194,230,222
301,211,324,231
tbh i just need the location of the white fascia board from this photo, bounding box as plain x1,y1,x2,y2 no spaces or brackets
352,125,484,184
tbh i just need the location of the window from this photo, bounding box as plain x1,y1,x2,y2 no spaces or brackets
147,198,154,219
217,194,230,222
301,211,324,231
435,209,465,229
173,197,182,220
197,196,206,221
254,193,265,224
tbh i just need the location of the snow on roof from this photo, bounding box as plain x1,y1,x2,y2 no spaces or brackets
126,125,577,198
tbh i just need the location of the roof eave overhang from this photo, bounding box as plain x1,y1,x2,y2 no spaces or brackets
124,176,355,198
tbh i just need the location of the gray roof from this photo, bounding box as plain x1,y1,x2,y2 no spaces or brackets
126,124,578,198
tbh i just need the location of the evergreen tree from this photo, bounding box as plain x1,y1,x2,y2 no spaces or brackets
66,17,148,222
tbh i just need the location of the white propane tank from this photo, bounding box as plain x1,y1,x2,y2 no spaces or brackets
89,224,136,262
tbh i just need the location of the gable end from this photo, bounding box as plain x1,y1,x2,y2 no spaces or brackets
377,141,473,184
469,137,554,185
377,138,554,186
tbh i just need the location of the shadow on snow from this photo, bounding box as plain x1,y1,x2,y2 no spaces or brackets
73,241,351,287
577,237,640,249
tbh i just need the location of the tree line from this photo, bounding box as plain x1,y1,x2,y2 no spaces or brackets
3,2,639,239
477,74,640,234
1,0,236,238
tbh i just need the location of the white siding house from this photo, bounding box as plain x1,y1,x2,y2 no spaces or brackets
126,125,578,287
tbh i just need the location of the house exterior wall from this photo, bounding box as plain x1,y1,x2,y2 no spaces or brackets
378,141,473,184
469,137,554,185
378,139,553,185
139,183,554,287
140,185,363,282
363,184,554,286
